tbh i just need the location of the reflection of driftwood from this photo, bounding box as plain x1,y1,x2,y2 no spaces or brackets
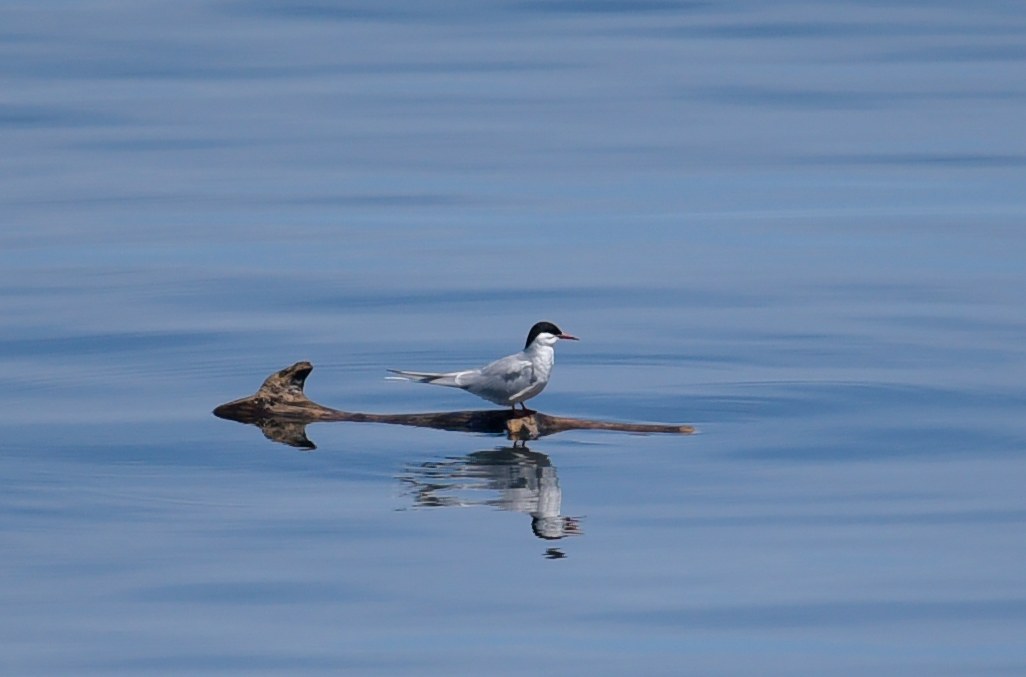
214,361,693,446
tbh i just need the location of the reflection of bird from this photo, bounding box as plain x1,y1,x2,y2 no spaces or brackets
388,321,578,411
400,446,581,541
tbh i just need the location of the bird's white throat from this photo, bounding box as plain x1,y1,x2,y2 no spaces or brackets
525,342,555,380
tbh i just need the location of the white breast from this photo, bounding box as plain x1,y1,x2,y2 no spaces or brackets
527,344,555,383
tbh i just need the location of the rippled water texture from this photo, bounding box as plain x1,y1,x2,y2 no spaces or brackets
2,1,1025,675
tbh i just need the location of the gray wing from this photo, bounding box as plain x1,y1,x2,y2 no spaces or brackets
461,352,536,404
387,369,474,388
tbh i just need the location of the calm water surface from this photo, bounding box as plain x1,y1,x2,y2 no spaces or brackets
2,1,1025,675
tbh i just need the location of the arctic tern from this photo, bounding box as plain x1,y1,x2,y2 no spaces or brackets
388,321,578,411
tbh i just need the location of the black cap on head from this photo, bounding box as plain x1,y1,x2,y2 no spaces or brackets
525,321,564,349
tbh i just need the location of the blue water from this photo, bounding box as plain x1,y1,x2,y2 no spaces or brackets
3,1,1026,675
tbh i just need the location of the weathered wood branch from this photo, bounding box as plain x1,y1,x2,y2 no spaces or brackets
213,361,694,447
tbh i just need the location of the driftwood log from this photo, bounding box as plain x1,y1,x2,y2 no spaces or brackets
214,361,694,448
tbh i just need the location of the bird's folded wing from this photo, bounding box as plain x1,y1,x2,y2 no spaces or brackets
387,369,469,388
477,354,531,380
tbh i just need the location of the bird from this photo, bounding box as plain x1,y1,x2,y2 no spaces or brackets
387,321,578,412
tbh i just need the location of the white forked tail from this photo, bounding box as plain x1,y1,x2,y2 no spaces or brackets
386,369,465,388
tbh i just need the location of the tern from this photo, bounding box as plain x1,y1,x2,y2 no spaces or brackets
387,321,578,412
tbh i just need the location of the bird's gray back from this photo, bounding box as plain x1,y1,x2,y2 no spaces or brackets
461,351,541,405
